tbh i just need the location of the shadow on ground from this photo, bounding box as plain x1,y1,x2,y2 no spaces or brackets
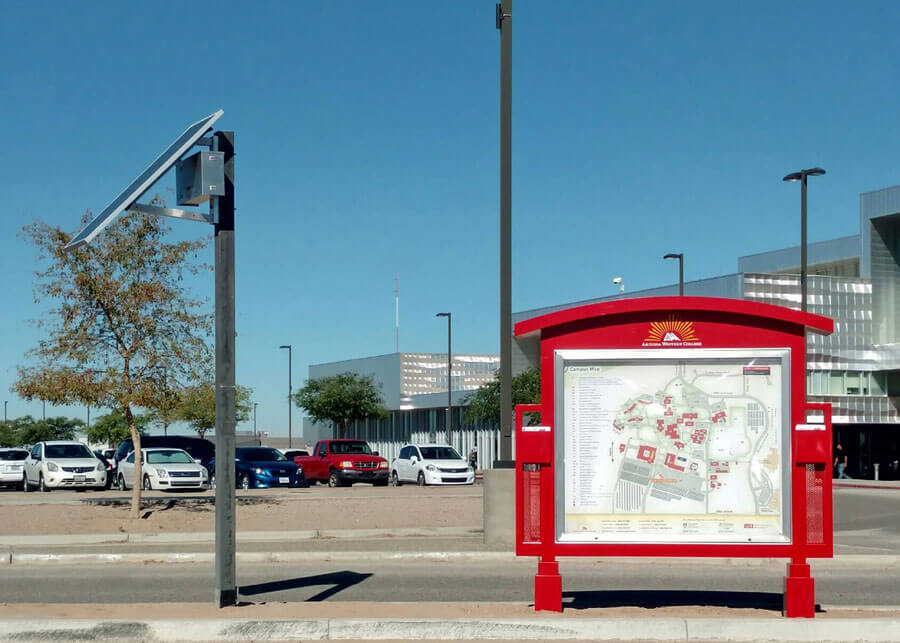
239,570,373,602
562,590,821,613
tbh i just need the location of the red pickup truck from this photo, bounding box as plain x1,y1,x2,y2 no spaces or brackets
293,439,389,487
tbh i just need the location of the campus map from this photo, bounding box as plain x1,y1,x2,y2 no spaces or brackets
560,357,788,543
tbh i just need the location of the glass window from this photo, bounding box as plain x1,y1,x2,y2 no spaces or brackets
45,444,93,459
237,448,286,462
829,372,844,395
146,449,193,464
126,453,135,463
0,450,28,461
845,372,860,395
30,445,41,459
317,443,327,457
420,446,461,460
872,373,888,396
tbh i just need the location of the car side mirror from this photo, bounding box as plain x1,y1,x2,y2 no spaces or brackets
194,458,201,464
410,455,418,463
373,451,379,456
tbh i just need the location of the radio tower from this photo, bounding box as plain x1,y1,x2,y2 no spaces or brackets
394,273,400,353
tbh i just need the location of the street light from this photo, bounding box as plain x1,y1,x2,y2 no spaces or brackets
664,253,684,296
279,345,292,448
253,402,258,443
3,401,6,423
783,167,826,312
613,277,624,293
436,313,452,446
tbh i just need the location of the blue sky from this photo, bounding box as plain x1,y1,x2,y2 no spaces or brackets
2,1,900,438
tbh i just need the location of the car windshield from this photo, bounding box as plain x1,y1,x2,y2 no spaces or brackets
0,450,28,461
146,450,193,464
419,446,461,460
45,444,93,459
332,441,372,455
237,448,286,462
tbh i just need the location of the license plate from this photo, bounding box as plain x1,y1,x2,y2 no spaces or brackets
279,477,289,484
74,475,85,482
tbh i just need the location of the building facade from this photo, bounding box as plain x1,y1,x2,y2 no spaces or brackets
302,352,500,468
513,185,900,480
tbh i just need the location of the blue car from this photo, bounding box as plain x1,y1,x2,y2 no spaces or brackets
209,447,306,489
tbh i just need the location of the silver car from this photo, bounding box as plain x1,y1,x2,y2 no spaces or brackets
23,441,106,492
117,447,209,491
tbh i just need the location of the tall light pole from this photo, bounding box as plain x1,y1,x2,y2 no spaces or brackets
436,313,452,446
497,0,512,463
253,402,258,443
783,168,826,313
42,400,46,420
279,345,292,448
3,401,6,423
664,253,684,296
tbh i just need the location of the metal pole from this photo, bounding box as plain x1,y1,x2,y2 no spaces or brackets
42,400,45,420
280,345,292,448
253,402,258,440
801,173,808,313
497,0,512,463
678,255,684,297
213,130,237,608
3,401,6,423
447,313,452,446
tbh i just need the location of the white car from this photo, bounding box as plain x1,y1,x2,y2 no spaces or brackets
23,441,107,492
390,444,474,486
117,447,209,491
0,448,28,490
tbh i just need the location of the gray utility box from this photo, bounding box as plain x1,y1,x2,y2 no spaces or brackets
176,151,225,206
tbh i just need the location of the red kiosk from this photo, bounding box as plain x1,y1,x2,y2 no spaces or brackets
514,297,833,617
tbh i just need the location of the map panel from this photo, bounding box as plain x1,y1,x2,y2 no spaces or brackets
557,350,789,544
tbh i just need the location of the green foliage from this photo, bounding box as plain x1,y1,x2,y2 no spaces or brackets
294,372,387,438
0,415,83,447
87,411,149,447
175,382,252,438
463,367,541,425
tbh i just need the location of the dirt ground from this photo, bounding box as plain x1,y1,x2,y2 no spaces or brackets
0,486,482,536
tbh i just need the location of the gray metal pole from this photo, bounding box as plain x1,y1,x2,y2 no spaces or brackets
447,313,452,446
213,130,237,608
497,0,513,463
3,401,6,423
280,345,292,448
801,173,807,313
678,255,684,297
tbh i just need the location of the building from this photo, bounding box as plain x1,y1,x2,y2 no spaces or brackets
513,184,900,480
302,352,500,467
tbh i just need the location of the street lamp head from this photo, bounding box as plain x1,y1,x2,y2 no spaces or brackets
612,277,622,284
436,312,450,318
783,168,826,182
805,167,826,177
783,172,802,182
664,253,682,260
279,344,290,349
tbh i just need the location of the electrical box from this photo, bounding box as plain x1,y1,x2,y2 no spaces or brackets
176,151,225,206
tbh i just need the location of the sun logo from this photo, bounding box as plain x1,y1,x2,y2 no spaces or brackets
643,317,700,346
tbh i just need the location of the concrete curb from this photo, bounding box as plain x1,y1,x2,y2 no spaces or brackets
3,550,898,567
0,617,899,641
0,525,482,547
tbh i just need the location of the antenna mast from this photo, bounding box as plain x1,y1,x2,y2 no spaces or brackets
395,273,400,353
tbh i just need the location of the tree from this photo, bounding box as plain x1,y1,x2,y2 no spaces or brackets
87,411,149,448
0,415,83,447
294,373,387,438
176,382,251,438
463,367,541,425
15,210,211,518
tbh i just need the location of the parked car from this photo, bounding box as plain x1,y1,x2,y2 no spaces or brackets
281,448,309,460
113,436,215,472
209,446,305,490
293,439,389,487
116,447,209,491
92,451,116,490
0,448,29,490
390,444,474,486
23,441,107,492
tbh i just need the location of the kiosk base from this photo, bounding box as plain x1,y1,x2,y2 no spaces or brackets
534,560,562,612
784,561,816,618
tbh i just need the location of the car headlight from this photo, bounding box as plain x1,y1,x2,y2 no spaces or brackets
47,462,59,472
155,468,168,478
378,461,388,469
295,464,303,472
96,462,105,471
254,468,265,475
339,460,353,469
426,464,436,471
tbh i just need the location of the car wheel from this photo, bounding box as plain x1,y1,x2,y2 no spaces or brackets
39,475,50,492
240,474,250,490
118,474,126,492
390,471,401,487
143,475,153,491
328,471,341,488
417,471,426,487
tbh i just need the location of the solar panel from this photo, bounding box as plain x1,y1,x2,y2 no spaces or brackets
65,109,224,250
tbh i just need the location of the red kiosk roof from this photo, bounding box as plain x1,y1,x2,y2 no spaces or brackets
514,296,833,337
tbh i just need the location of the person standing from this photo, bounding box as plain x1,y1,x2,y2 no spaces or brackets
834,443,851,479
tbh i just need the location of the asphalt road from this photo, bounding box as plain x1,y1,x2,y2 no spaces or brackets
2,558,898,608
